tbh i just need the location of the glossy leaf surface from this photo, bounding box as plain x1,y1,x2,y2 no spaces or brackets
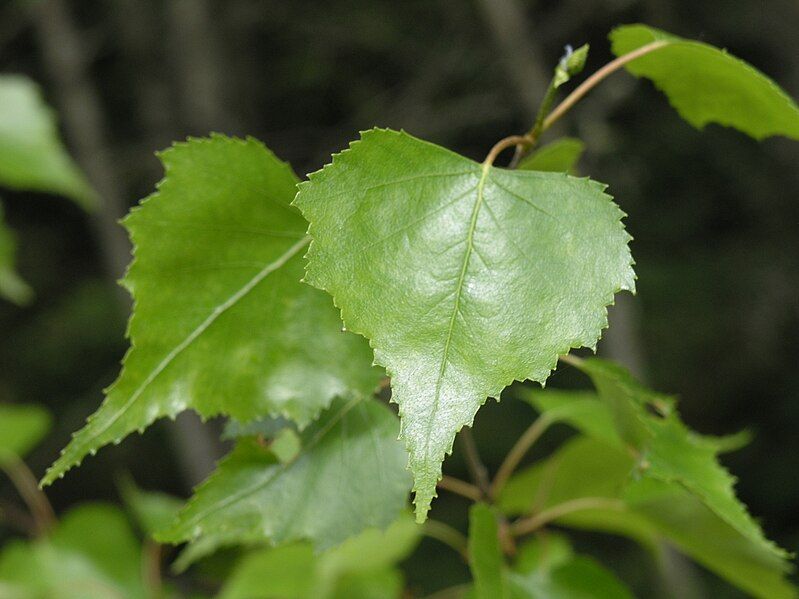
295,128,634,519
44,135,381,485
611,24,799,140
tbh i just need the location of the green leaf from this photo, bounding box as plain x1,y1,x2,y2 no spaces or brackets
610,24,799,140
43,134,382,486
501,436,797,598
222,416,292,441
118,475,183,537
514,533,574,573
523,389,623,448
499,436,656,548
626,479,796,599
509,555,634,599
0,205,33,305
220,544,316,599
469,503,509,599
0,503,146,599
219,516,419,599
294,128,634,520
0,75,94,208
158,397,411,565
575,358,789,562
517,138,585,174
0,403,51,461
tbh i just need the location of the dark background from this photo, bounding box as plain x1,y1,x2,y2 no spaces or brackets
1,0,797,596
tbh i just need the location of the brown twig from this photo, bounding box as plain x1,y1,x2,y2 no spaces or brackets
511,497,625,536
0,453,55,535
437,475,482,502
543,40,670,131
490,415,552,499
423,519,469,562
458,428,492,498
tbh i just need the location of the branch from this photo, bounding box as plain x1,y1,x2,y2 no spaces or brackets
0,453,55,535
458,427,491,498
423,519,469,562
437,475,482,502
510,497,625,536
490,415,551,498
543,41,670,131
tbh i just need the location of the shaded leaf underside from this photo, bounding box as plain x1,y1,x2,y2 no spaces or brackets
158,397,411,563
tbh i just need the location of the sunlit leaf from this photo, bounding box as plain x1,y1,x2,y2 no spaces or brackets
44,135,382,485
611,24,799,140
295,128,634,520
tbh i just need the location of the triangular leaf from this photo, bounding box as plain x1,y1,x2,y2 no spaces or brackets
157,397,411,563
43,135,382,485
294,128,634,520
0,75,94,208
610,24,799,140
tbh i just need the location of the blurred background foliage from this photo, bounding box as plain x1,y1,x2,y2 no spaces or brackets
0,0,797,596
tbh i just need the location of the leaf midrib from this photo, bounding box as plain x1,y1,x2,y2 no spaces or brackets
423,162,491,461
64,236,312,458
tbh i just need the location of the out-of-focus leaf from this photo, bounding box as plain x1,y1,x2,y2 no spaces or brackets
610,24,799,140
219,516,419,599
501,435,797,598
509,555,634,599
522,389,622,448
469,503,509,599
43,134,382,486
499,436,657,549
575,358,788,562
513,533,574,573
626,478,796,599
158,398,411,567
0,503,146,599
222,416,293,441
517,138,585,174
0,75,94,207
295,127,634,520
0,205,32,305
0,403,51,461
118,475,183,537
